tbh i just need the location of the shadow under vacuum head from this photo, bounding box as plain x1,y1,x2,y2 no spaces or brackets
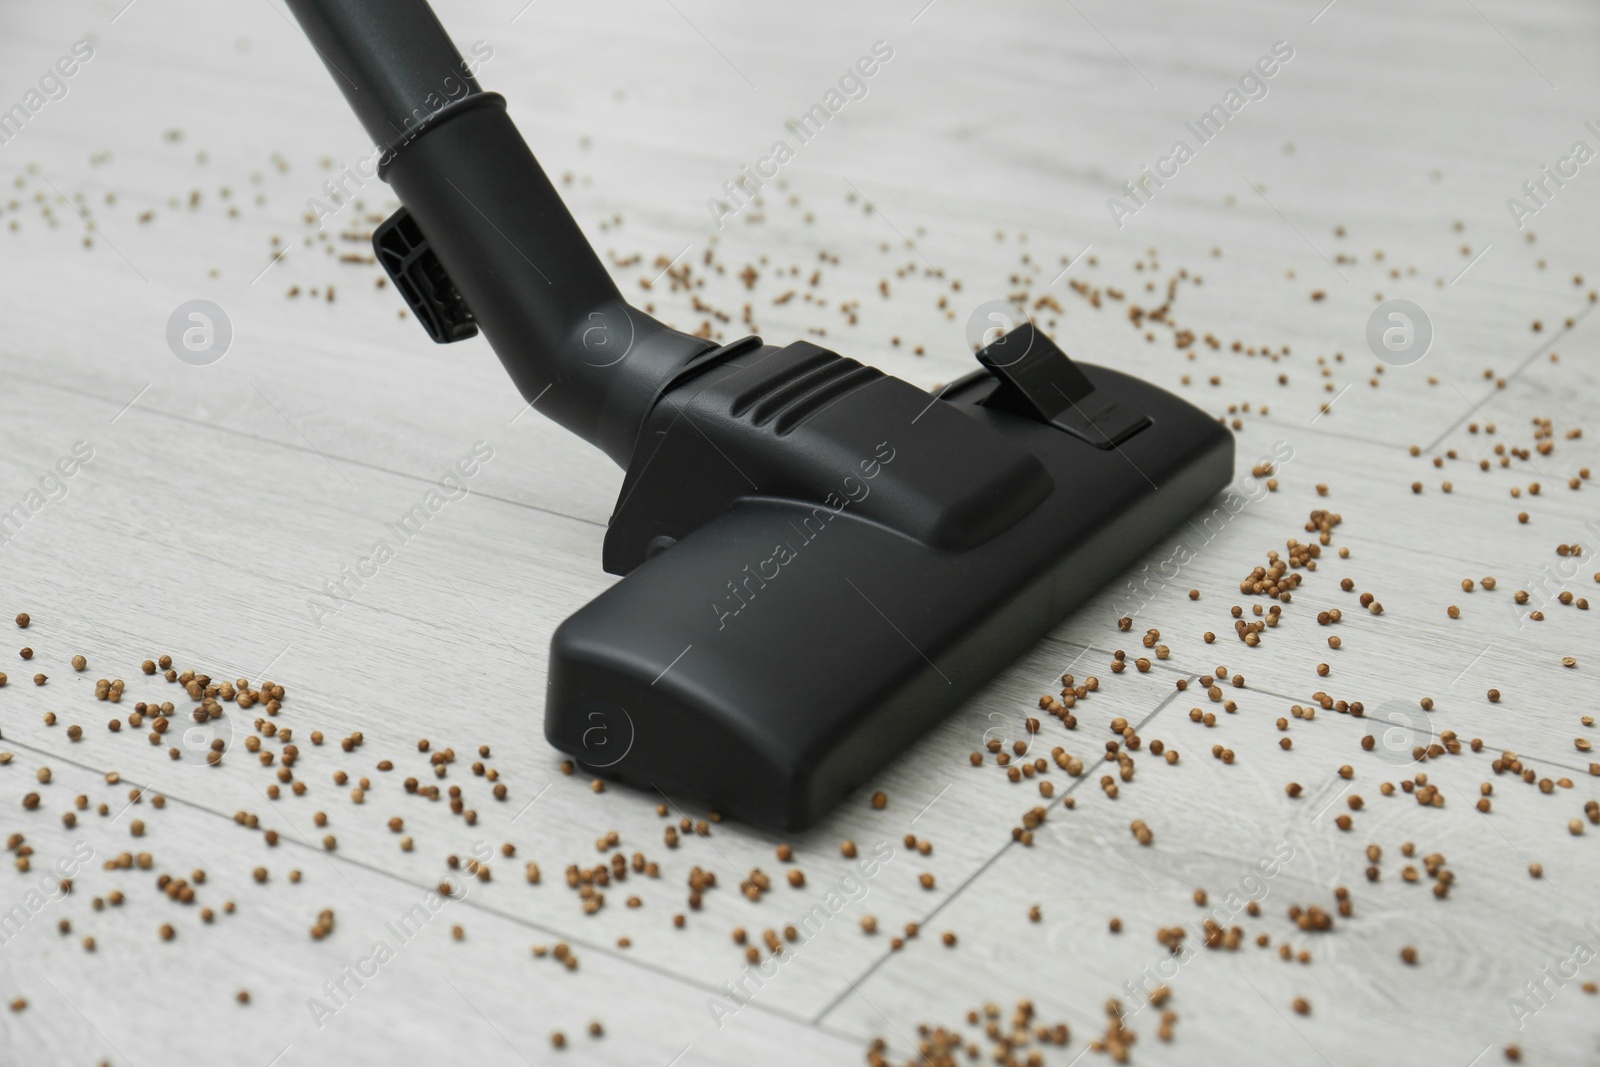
287,0,1234,831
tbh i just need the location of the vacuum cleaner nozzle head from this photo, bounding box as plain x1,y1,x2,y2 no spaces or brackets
546,326,1231,830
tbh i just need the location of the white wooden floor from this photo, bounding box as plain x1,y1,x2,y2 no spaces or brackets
2,0,1599,1064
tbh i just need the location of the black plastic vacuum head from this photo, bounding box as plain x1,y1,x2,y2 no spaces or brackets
288,0,1234,830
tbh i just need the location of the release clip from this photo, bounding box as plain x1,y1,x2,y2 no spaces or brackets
977,322,1151,449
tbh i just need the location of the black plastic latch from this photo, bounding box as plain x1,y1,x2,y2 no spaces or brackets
373,208,478,344
976,322,1151,449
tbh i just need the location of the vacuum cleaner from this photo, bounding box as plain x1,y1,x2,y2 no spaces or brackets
285,0,1234,831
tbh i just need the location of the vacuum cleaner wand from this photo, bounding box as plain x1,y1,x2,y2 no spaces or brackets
284,0,714,465
287,0,1235,831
